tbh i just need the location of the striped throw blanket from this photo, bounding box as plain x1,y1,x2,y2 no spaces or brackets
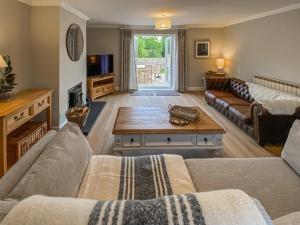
78,155,195,200
1,190,270,225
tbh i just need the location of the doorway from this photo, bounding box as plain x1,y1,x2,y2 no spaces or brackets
134,34,176,90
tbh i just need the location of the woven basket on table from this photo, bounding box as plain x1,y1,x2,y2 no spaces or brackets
168,104,200,122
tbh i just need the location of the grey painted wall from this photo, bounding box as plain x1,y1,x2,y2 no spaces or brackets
0,0,32,92
31,6,61,127
186,28,223,88
31,6,87,128
87,27,224,90
222,8,300,83
87,28,121,87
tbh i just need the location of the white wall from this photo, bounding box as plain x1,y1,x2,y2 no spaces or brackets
59,8,87,126
222,8,300,83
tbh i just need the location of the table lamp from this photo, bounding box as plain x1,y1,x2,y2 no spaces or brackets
0,55,8,68
216,58,225,73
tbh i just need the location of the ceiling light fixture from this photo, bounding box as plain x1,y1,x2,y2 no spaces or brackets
155,15,172,30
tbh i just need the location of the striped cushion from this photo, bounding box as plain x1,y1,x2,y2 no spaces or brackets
78,155,196,200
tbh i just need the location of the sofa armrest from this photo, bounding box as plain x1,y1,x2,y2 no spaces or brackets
202,77,231,91
251,102,300,146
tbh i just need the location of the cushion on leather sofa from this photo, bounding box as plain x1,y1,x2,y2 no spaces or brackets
6,123,92,201
281,119,300,175
205,90,234,102
230,79,254,102
0,200,18,223
273,212,300,225
0,130,57,200
229,105,252,124
215,96,251,109
185,157,300,219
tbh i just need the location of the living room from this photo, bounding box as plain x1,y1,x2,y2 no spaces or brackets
0,0,300,224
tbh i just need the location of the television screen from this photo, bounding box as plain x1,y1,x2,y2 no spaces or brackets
87,55,113,76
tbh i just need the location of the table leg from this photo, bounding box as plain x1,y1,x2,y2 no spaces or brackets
0,119,7,177
47,95,52,131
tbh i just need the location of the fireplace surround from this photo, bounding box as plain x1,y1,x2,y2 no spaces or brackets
68,83,83,108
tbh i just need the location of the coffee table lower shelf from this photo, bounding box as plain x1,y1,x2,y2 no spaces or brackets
113,133,223,158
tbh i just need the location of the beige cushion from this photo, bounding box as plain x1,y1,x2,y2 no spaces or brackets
0,130,57,200
273,212,300,225
6,123,92,201
281,119,300,175
185,157,300,219
0,200,18,223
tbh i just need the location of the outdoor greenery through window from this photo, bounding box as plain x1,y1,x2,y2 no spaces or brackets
135,35,175,89
137,36,166,58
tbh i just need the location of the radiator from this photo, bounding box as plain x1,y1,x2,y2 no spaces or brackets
253,75,300,97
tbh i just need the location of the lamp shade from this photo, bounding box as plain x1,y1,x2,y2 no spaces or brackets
155,17,172,30
0,55,8,68
216,58,225,69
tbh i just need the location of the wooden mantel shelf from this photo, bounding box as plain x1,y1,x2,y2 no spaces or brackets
0,89,53,177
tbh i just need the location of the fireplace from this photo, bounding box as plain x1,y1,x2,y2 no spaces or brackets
68,83,83,108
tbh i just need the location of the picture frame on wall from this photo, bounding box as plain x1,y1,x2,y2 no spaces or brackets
195,41,210,58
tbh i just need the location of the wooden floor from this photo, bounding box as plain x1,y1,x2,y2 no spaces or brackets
87,91,279,158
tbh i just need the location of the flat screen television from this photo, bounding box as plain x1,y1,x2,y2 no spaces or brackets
87,55,113,76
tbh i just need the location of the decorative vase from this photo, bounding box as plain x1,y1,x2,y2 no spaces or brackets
0,91,13,102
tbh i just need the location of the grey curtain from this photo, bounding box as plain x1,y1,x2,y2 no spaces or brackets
120,29,132,92
177,29,187,93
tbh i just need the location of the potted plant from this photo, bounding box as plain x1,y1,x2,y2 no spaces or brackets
0,56,17,102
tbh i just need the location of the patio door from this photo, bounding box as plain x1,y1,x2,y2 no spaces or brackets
135,34,176,90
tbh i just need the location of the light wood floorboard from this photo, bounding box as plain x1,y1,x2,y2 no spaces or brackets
87,92,277,158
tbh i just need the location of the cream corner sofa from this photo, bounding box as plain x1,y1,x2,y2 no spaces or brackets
0,122,299,223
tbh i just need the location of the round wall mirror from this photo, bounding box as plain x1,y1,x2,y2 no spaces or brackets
66,24,84,62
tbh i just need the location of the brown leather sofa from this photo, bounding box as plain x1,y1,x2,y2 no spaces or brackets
203,77,300,146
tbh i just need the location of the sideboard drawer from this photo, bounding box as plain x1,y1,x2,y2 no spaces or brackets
144,134,195,147
123,135,142,147
197,134,223,146
32,96,49,115
7,108,31,133
93,87,103,96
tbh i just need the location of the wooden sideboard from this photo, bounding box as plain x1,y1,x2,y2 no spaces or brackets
87,74,114,100
0,89,53,177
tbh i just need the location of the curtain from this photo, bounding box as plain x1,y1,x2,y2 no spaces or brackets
177,29,187,93
120,29,132,92
129,35,138,91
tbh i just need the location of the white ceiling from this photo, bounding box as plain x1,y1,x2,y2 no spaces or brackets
63,0,300,27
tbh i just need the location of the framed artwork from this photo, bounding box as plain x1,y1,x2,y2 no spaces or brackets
195,41,210,58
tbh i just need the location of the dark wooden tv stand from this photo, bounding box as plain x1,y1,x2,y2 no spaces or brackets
87,74,114,100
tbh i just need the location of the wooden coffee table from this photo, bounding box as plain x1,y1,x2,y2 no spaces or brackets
112,107,225,157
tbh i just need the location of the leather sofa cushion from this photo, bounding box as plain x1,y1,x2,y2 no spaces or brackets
216,97,251,109
6,123,92,201
0,130,57,200
229,105,251,124
185,158,300,219
230,79,254,103
205,90,234,102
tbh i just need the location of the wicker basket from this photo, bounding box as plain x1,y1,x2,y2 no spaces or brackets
66,106,90,127
168,104,200,122
8,121,48,165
